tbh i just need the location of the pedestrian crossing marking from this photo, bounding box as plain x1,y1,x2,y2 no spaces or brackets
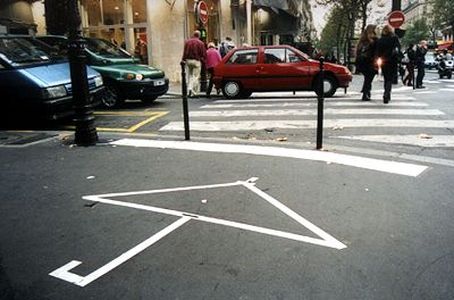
201,102,428,109
160,119,454,131
189,108,444,117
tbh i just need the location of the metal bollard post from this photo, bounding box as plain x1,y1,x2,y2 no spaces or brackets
316,57,325,150
180,61,190,140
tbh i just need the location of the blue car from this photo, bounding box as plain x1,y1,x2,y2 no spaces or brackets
0,35,104,120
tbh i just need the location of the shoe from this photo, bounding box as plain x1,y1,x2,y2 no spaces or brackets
361,95,371,101
416,85,426,89
383,97,390,104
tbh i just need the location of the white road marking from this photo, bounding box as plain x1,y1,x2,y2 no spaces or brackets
201,102,428,109
160,119,454,131
414,91,437,94
111,139,427,176
213,95,416,104
333,135,454,147
49,216,191,287
189,108,444,117
439,88,454,92
50,178,348,287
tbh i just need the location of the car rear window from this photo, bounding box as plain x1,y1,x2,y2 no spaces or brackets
227,49,258,64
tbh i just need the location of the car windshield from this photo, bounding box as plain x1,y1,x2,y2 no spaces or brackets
0,37,64,66
85,38,131,59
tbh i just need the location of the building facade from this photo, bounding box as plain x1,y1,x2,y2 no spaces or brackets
30,0,315,82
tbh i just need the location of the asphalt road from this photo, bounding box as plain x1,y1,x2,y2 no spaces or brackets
1,71,454,299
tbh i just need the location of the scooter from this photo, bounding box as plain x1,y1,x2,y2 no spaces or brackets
438,59,453,79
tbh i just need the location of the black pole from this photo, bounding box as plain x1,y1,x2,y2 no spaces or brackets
67,0,97,146
392,0,401,11
316,57,325,150
181,61,190,140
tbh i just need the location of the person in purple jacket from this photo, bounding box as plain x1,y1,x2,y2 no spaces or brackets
206,42,222,97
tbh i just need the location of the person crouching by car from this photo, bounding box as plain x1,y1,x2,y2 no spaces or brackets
376,25,401,104
206,42,222,98
356,24,378,101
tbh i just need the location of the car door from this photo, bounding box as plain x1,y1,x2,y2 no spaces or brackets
257,47,312,90
221,48,260,89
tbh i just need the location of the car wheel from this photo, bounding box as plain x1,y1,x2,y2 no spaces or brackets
222,81,243,99
314,75,338,98
101,85,123,108
140,95,158,105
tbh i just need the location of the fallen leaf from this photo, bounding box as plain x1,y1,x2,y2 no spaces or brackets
418,133,432,139
276,137,287,142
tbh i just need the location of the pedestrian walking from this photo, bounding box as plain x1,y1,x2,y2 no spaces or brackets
219,37,235,58
415,40,428,89
182,30,207,97
402,44,416,87
206,42,222,98
356,24,378,101
376,25,401,104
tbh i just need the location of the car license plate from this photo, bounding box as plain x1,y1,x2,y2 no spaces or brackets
154,80,165,86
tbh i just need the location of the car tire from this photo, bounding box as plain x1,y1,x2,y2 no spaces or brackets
222,81,243,99
101,85,124,108
314,75,338,98
140,96,158,105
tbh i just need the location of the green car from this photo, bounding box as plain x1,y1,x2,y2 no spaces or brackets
37,36,169,108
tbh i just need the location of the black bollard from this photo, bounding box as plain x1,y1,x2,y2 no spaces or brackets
181,61,190,140
316,57,325,150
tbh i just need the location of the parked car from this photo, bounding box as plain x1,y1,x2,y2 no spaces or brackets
0,35,104,120
212,45,352,99
424,51,438,69
36,35,169,108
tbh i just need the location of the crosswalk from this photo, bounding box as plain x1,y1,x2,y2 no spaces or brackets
160,79,454,150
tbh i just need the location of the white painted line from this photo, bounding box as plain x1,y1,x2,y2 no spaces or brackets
49,216,191,287
414,91,437,94
327,144,454,168
439,88,454,92
111,139,428,177
189,108,444,117
333,135,454,148
160,119,454,131
213,95,416,104
51,177,348,287
201,102,428,109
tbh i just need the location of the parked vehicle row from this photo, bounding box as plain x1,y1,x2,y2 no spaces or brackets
0,34,169,120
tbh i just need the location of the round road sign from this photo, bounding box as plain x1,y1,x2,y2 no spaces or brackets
197,1,209,25
388,10,405,28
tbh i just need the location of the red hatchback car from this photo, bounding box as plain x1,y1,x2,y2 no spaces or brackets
213,45,352,99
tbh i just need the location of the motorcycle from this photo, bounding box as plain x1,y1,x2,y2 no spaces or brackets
438,58,453,79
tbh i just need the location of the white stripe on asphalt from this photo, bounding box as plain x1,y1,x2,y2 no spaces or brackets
213,95,416,104
333,135,454,148
189,109,444,117
439,88,454,92
201,102,428,109
111,138,428,177
160,119,454,131
414,91,437,94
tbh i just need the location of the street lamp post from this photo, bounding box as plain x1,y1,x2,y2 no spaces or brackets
66,0,98,146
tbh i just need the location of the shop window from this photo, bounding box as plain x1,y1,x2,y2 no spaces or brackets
103,0,125,25
131,0,147,24
80,0,102,26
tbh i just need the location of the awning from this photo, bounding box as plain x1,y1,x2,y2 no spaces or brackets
437,42,453,50
253,0,299,16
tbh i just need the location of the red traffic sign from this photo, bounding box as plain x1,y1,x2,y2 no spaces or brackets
197,1,209,25
388,10,405,28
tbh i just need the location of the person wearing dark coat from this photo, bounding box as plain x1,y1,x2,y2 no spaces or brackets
376,25,401,104
356,24,378,101
403,44,416,86
415,40,428,88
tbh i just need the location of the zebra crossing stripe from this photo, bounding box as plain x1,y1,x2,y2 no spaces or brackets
160,119,454,131
111,139,428,177
213,95,416,104
189,109,444,117
333,135,454,148
201,102,428,109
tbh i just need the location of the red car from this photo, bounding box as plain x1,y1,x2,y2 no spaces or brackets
213,45,352,99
